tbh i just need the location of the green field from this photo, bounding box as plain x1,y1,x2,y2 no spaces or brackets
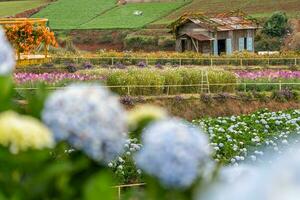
80,2,185,29
0,0,47,17
33,0,186,29
155,0,300,25
33,0,117,29
1,0,299,29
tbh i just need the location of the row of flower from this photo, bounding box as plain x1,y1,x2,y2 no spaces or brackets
110,109,300,184
13,69,300,96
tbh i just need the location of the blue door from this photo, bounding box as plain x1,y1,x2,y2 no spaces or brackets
226,38,232,55
239,37,245,52
247,37,253,51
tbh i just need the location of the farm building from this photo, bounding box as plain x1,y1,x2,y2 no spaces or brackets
169,12,259,55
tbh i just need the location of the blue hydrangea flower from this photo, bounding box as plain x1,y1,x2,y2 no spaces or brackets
0,27,15,75
135,119,211,188
42,83,128,163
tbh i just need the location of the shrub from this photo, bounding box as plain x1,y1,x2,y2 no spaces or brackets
237,92,254,102
83,62,93,69
158,36,175,50
255,33,282,51
200,93,213,104
124,34,157,50
136,61,147,68
262,11,289,38
271,88,298,102
215,93,230,103
65,63,77,73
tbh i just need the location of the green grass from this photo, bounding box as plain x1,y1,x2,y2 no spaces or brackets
33,0,117,29
154,0,300,25
79,2,185,29
33,0,186,29
0,0,47,17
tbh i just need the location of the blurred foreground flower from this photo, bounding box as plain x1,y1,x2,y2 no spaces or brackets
128,104,168,132
0,27,15,75
42,83,128,163
0,111,54,154
135,119,211,189
198,148,300,200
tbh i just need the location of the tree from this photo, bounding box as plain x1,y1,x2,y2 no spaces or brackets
4,22,57,59
262,12,289,37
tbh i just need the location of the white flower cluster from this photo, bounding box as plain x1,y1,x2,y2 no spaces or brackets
195,109,300,165
135,119,212,188
0,27,15,75
42,83,128,163
108,138,142,177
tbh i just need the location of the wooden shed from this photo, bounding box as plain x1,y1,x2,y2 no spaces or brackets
169,12,259,55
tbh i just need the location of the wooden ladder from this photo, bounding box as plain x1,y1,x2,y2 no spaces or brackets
201,70,210,93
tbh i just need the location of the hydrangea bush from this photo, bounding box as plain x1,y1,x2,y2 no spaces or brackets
42,83,128,163
194,109,300,164
135,119,212,189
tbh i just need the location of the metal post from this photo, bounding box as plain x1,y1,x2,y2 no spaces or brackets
211,58,213,67
295,58,297,66
127,86,130,95
244,83,247,92
112,57,114,67
118,187,121,200
179,58,182,67
167,86,170,96
240,59,243,67
279,81,282,91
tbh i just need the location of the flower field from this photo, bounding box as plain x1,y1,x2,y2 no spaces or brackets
109,109,300,185
13,69,300,97
236,70,300,91
2,23,300,200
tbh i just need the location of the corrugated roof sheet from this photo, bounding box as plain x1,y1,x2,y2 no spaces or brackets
188,16,257,31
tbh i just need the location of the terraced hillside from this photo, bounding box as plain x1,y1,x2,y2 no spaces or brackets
155,0,300,25
33,0,187,29
0,0,47,17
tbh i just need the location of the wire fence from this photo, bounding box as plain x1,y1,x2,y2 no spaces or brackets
52,57,300,67
113,183,145,200
17,57,300,68
14,82,300,96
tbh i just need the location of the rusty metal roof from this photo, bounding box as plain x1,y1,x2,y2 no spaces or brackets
187,16,258,31
184,33,214,41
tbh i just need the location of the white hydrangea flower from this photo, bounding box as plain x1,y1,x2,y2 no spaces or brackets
135,118,212,189
198,148,300,200
0,27,15,75
42,83,127,163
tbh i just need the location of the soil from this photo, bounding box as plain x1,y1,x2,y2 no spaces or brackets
125,96,300,120
14,5,48,18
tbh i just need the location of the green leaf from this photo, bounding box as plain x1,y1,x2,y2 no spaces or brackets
24,83,49,119
0,75,13,112
84,170,116,200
